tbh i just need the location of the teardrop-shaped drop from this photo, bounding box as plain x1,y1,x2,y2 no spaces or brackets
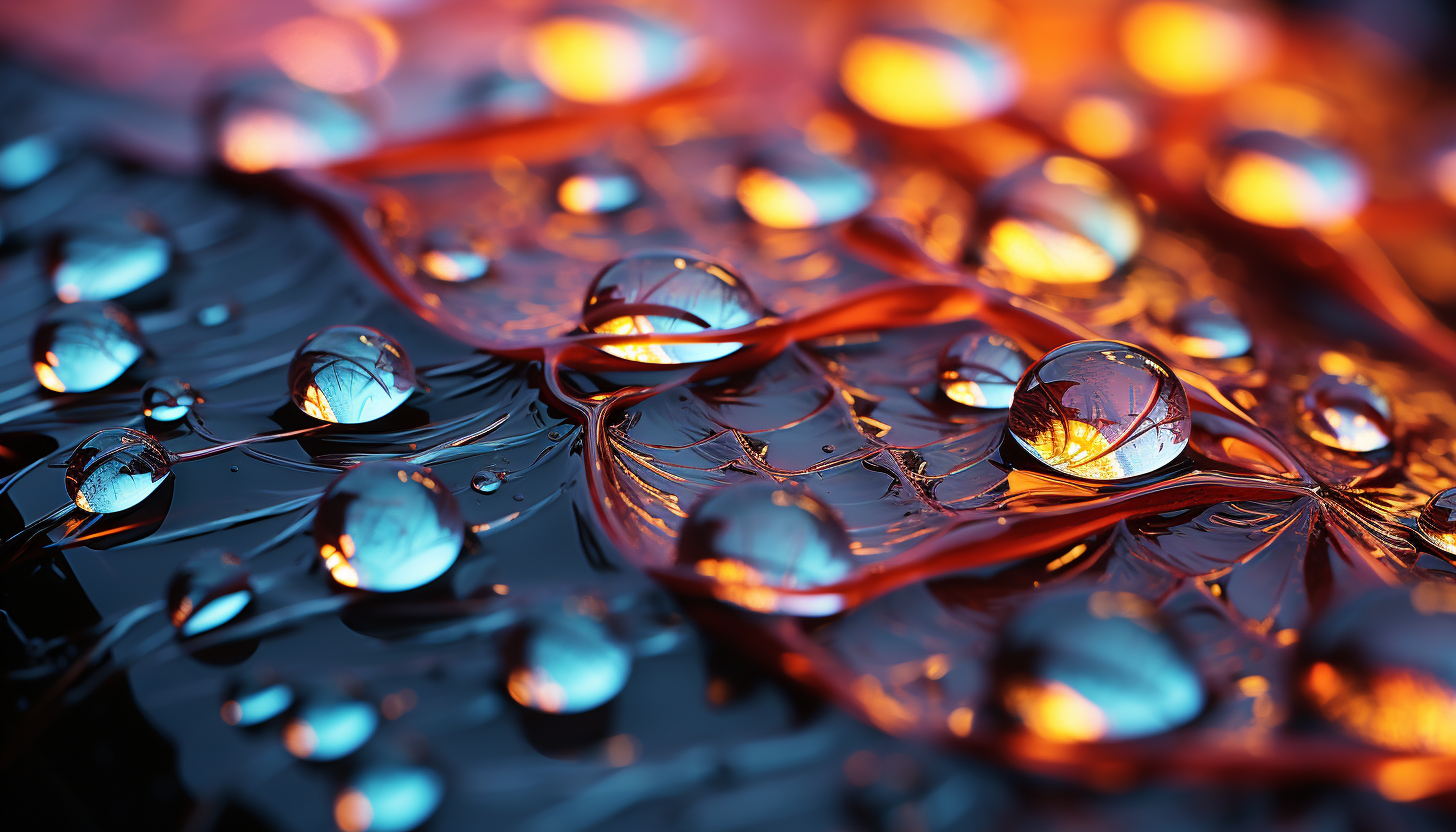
334,765,445,832
840,28,1019,128
49,222,171,303
288,325,416,424
1294,358,1392,453
314,461,464,592
1419,487,1456,556
142,377,200,423
736,145,872,229
506,608,632,714
65,427,173,513
1207,130,1366,228
583,250,762,364
1169,297,1251,359
167,549,252,637
938,332,1030,409
32,301,144,393
283,699,377,760
1007,340,1191,480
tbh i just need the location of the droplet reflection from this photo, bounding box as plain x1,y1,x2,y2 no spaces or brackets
142,377,200,423
1169,297,1251,359
65,428,173,514
938,332,1030,409
1295,358,1392,453
840,28,1019,128
736,146,872,229
288,325,416,424
168,550,252,637
507,608,632,713
31,301,145,393
1208,130,1367,228
50,222,171,303
528,8,698,104
284,699,378,760
1119,0,1270,96
0,133,61,189
222,681,294,727
1419,488,1456,556
558,168,640,215
217,79,374,173
335,765,445,832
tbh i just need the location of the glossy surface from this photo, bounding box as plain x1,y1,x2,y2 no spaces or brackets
167,550,252,637
288,325,416,424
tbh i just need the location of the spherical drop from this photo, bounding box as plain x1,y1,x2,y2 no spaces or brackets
1207,130,1367,228
1169,297,1251,359
583,250,762,364
976,156,1143,285
471,471,503,494
65,428,173,514
506,609,631,714
938,332,1030,409
558,166,640,215
334,765,445,832
31,301,144,393
677,480,853,616
289,325,416,424
50,222,171,303
284,699,378,760
527,8,698,104
736,145,872,229
1419,488,1456,557
1295,360,1392,453
1008,340,1191,480
314,461,464,592
142,377,200,423
997,590,1205,742
167,549,252,637
839,28,1019,128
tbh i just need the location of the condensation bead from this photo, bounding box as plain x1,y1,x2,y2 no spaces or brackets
31,301,144,393
221,680,294,727
527,7,698,104
938,332,1030,409
288,325,416,424
283,699,378,760
839,28,1019,128
736,145,872,229
142,377,200,422
1295,358,1392,453
1419,487,1456,556
167,549,252,637
65,428,173,514
49,221,171,303
558,165,640,215
1008,340,1191,480
334,766,445,832
506,608,632,713
1169,297,1251,359
0,133,61,189
216,78,375,173
1207,130,1367,228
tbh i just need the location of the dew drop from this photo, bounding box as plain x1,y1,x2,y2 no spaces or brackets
31,301,144,393
216,78,375,173
1294,361,1392,453
0,133,61,190
167,549,252,637
1207,130,1367,228
839,28,1019,128
506,608,632,713
283,699,378,760
558,165,640,215
142,377,200,423
418,232,490,283
822,444,834,454
582,250,762,364
288,325,416,424
1119,0,1271,96
512,493,524,502
677,480,853,616
977,156,1143,285
1169,297,1251,359
736,145,872,229
49,221,171,303
196,302,236,327
314,461,464,592
221,680,294,727
334,765,445,832
996,590,1205,742
471,471,503,494
65,428,173,514
1419,488,1456,556
527,7,698,104
1007,340,1190,480
938,332,1030,409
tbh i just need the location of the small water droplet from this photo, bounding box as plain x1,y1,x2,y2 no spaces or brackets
558,164,641,215
314,461,463,592
1208,130,1367,228
283,699,377,760
334,765,445,832
583,250,762,364
142,377,200,422
195,302,236,327
527,8,698,104
289,325,416,424
31,301,144,393
506,608,632,713
1419,488,1456,556
471,471,503,494
822,444,835,453
938,332,1030,409
49,221,171,303
1008,340,1190,480
840,28,1019,128
230,465,239,473
0,133,61,190
736,144,872,229
1295,362,1392,453
419,231,490,282
1169,297,1251,359
65,428,173,513
547,430,562,441
215,78,375,172
512,493,525,502
168,549,252,637
221,680,293,726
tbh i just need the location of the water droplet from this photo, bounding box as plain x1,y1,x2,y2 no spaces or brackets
1208,130,1367,228
0,133,61,190
283,699,378,760
314,461,463,592
289,325,416,424
1119,0,1271,96
168,549,252,637
216,78,374,172
558,165,641,215
512,493,524,502
221,680,294,726
822,444,834,454
977,156,1143,285
938,332,1030,409
506,608,632,713
65,428,173,514
839,28,1019,128
997,590,1205,742
1169,297,1251,359
1300,585,1456,754
1061,93,1144,159
1008,340,1191,480
31,301,144,393
49,222,171,303
471,471,503,494
419,246,489,283
1295,361,1392,453
527,8,699,104
1419,488,1456,556
547,430,562,441
196,302,236,327
583,250,762,364
736,145,872,229
334,765,444,832
263,14,398,95
677,480,853,616
142,377,200,422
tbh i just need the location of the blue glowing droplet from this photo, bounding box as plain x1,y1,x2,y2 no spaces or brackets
0,133,61,190
65,428,173,514
289,325,416,424
938,331,1030,409
314,461,464,592
168,549,252,637
50,222,171,303
736,144,873,229
142,377,200,422
222,682,294,727
335,765,445,832
420,248,489,283
471,471,503,494
583,250,762,364
196,302,235,327
1169,297,1251,359
507,608,632,714
31,301,145,393
284,699,378,760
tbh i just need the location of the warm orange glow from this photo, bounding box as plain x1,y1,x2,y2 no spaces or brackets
283,719,319,757
1209,151,1318,228
983,219,1117,284
1305,662,1456,754
1120,1,1268,96
558,175,603,215
529,17,654,104
1062,96,1140,158
736,168,819,229
805,112,856,156
334,788,373,832
1434,149,1456,209
1005,679,1108,742
593,315,675,364
1227,83,1331,138
34,361,65,392
220,110,341,173
840,34,1002,128
300,382,338,422
264,15,398,94
948,706,975,737
507,667,567,712
1024,419,1126,480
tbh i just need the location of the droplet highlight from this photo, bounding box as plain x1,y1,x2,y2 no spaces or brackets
142,377,200,423
168,549,252,637
1208,130,1367,228
284,699,378,760
50,222,171,303
1419,488,1456,557
334,765,445,832
1169,297,1251,359
840,28,1019,128
65,428,173,513
736,145,872,229
938,332,1030,409
289,325,416,424
1295,359,1392,453
32,301,145,393
506,608,632,713
527,8,699,104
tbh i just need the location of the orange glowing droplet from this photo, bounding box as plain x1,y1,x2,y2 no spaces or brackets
1005,679,1108,743
1120,1,1269,96
334,789,373,832
264,15,399,95
1062,96,1140,159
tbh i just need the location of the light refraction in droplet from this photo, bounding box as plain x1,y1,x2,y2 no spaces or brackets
334,765,445,832
1169,297,1252,359
558,166,640,215
736,145,872,229
222,681,294,727
1419,487,1456,557
283,699,378,760
49,222,171,303
1295,357,1392,453
288,325,416,424
314,461,464,592
1007,340,1190,480
167,549,252,637
938,331,1030,409
31,301,145,393
0,133,61,189
1207,130,1367,228
506,608,632,713
527,7,699,104
582,250,762,364
839,28,1019,128
216,78,375,172
142,377,200,422
65,427,173,513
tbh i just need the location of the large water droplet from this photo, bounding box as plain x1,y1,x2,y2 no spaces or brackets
996,590,1205,742
677,480,853,616
1207,130,1367,228
216,78,375,173
222,680,294,726
1008,340,1191,480
1419,488,1456,556
49,222,171,303
977,156,1143,285
1294,359,1392,453
1169,297,1251,359
289,325,416,424
938,332,1029,409
314,461,463,592
142,377,200,423
0,133,61,190
284,699,378,760
527,8,699,104
736,145,872,229
1301,585,1456,754
506,608,632,713
583,251,762,364
65,428,173,514
334,765,445,832
839,28,1019,128
168,549,252,637
31,301,144,393
558,165,641,215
